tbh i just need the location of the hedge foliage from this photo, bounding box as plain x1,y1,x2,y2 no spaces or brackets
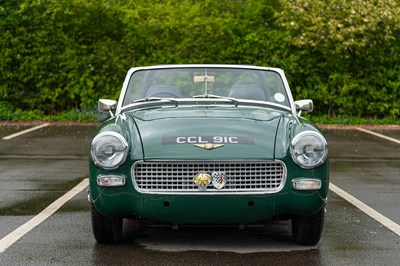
0,0,399,121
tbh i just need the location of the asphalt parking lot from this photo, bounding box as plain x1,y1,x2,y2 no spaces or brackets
0,123,399,265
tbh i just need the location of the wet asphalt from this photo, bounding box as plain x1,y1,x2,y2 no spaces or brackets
0,124,399,265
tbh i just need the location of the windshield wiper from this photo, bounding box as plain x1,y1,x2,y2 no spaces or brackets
192,94,238,106
132,97,178,106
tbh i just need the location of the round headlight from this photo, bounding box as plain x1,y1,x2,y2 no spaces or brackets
90,132,128,169
290,131,328,169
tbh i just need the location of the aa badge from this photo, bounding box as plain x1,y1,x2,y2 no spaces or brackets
194,172,212,191
211,171,227,190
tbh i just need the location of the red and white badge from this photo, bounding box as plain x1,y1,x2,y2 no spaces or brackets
211,171,227,190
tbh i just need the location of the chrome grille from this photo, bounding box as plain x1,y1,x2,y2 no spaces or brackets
132,161,286,194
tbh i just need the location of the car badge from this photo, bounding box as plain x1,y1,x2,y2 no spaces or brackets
194,144,224,150
211,171,227,190
194,172,212,191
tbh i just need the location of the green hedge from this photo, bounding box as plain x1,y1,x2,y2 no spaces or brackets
0,0,399,122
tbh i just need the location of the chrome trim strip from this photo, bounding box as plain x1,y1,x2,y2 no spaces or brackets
120,98,292,114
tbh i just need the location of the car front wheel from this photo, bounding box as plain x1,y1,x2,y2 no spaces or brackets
91,203,123,244
292,207,325,245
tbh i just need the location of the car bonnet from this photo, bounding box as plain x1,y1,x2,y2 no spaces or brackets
127,106,285,160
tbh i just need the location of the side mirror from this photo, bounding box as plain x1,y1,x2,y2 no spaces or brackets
294,99,313,115
98,99,117,118
98,99,117,112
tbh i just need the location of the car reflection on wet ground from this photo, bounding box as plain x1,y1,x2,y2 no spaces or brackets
0,123,399,265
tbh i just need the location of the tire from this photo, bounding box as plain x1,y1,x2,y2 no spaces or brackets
91,203,123,244
292,207,325,245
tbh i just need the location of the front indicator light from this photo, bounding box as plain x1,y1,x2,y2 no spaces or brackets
292,178,321,190
97,175,126,187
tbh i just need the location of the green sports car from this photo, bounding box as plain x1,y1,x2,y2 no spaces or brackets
89,65,329,245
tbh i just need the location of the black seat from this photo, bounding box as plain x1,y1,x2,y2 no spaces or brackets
146,85,182,98
228,85,268,101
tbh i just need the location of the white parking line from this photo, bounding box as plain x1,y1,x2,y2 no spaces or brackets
331,126,400,235
2,123,51,140
330,183,400,237
0,178,89,253
356,127,400,144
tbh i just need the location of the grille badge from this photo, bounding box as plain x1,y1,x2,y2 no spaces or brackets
194,143,224,150
211,171,227,190
193,172,212,191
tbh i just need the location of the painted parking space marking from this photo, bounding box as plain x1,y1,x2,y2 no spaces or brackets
2,123,51,140
356,127,400,144
330,183,400,237
0,178,89,253
332,125,400,234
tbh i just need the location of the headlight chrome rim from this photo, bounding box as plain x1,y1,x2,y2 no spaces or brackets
90,131,128,170
290,131,328,169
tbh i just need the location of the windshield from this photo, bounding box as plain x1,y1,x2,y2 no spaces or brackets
122,67,290,108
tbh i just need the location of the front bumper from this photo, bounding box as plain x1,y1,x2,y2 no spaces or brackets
89,159,329,223
90,187,326,224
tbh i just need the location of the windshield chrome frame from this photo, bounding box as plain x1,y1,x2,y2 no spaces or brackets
116,64,297,115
